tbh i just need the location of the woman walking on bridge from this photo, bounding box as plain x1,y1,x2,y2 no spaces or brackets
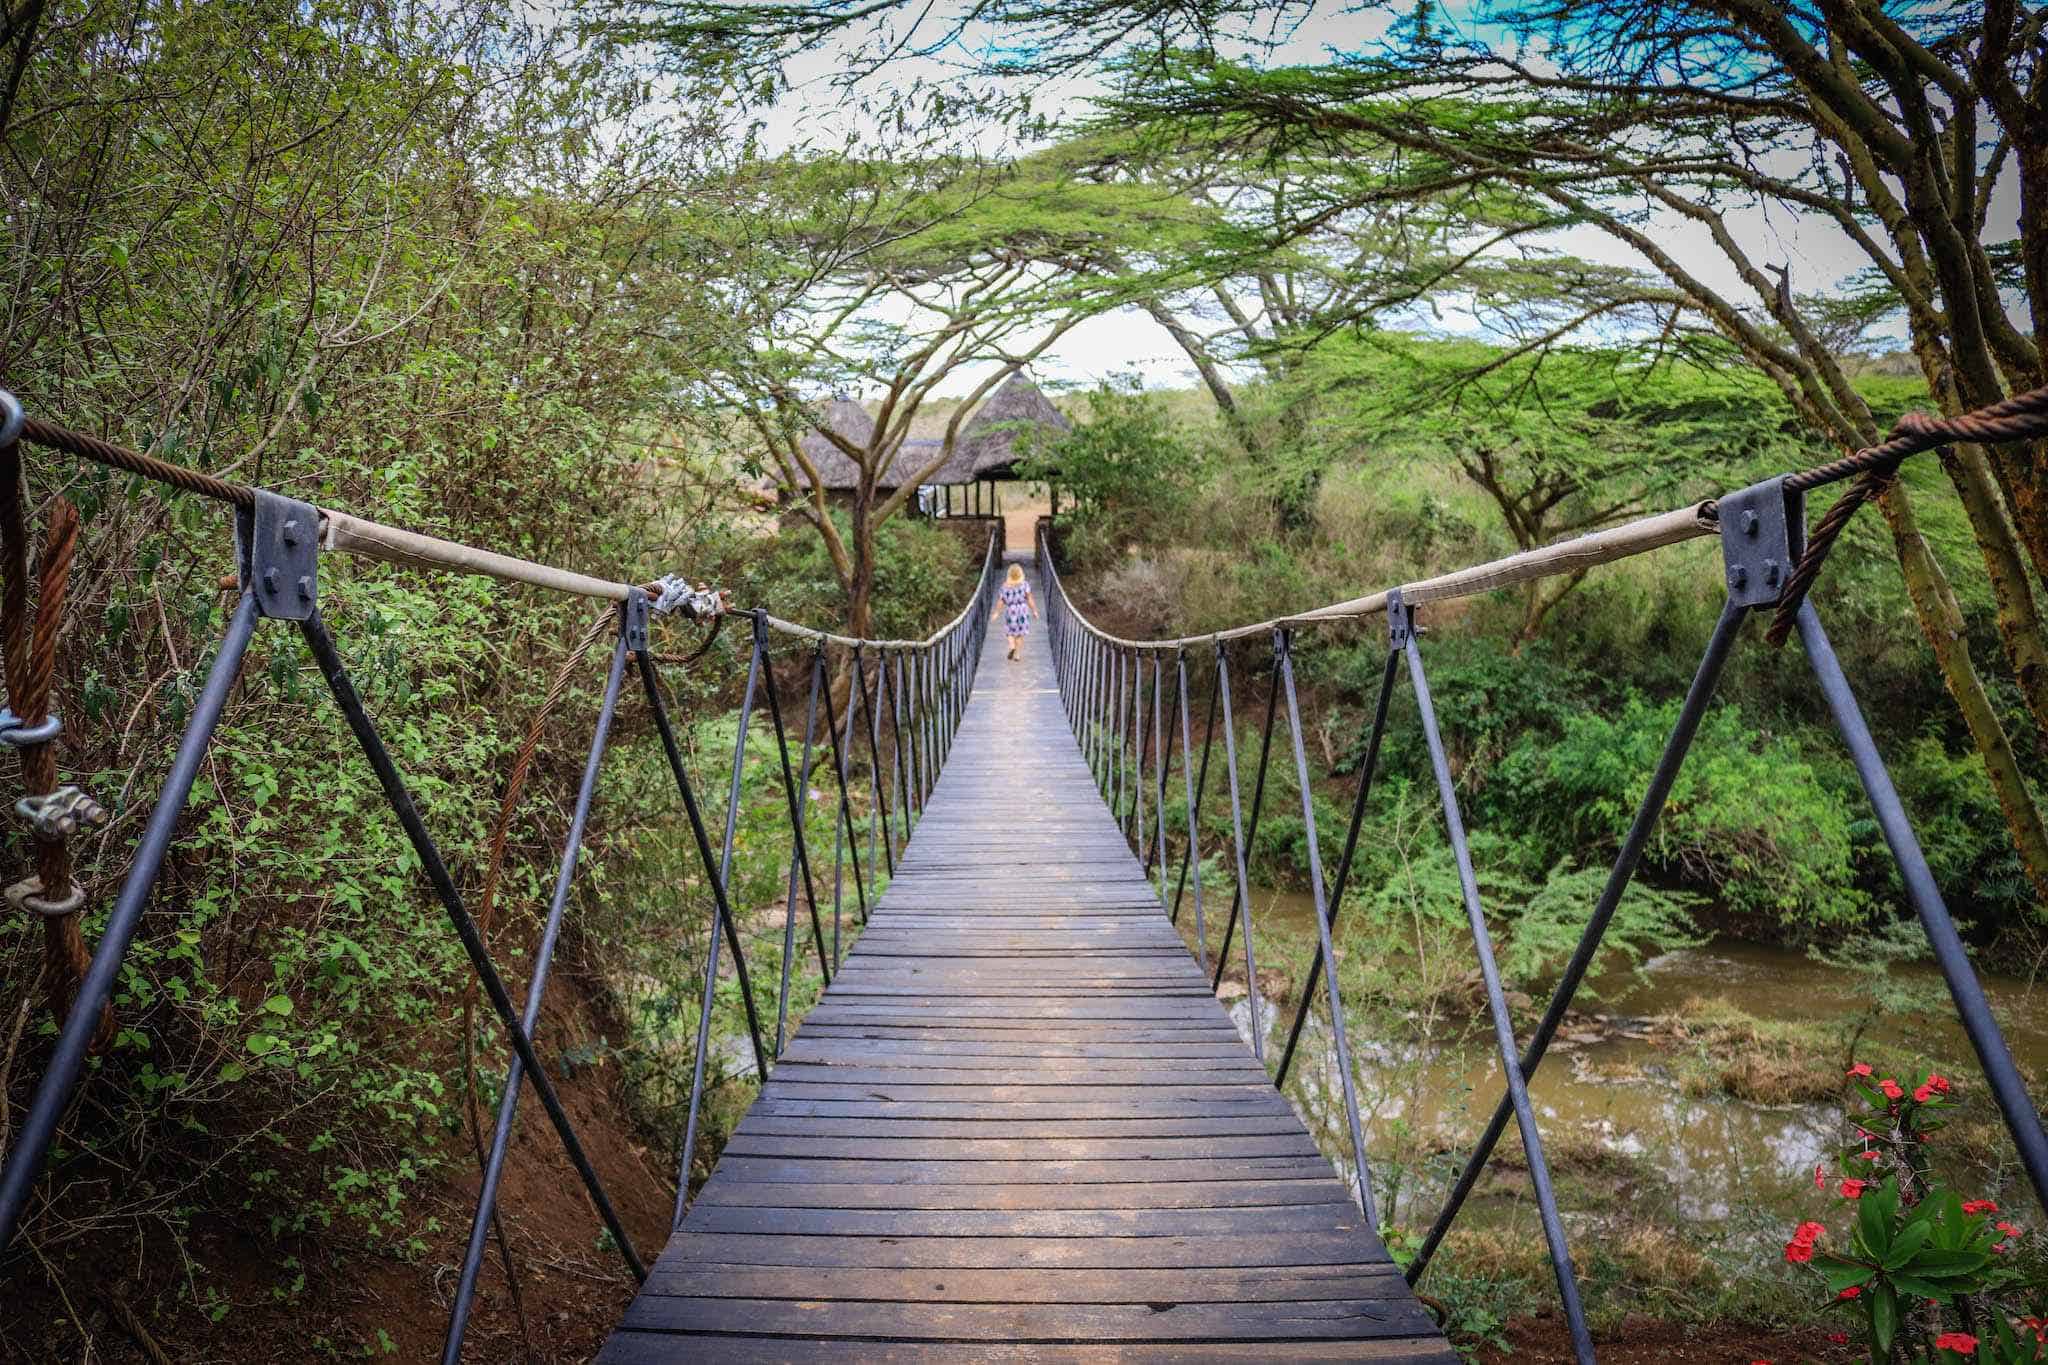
994,563,1037,661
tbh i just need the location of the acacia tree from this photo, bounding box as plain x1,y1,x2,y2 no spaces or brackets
695,150,1161,635
1053,122,1590,529
1092,5,2048,900
1309,334,1818,642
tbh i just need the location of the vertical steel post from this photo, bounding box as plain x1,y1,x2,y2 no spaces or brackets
1132,651,1147,852
1212,648,1279,992
1277,646,1400,1087
1401,596,1591,1362
298,614,646,1277
821,646,870,947
1800,601,2048,1209
445,620,631,1364
1152,654,1169,902
775,644,826,1055
755,613,830,996
856,645,892,881
1406,597,1745,1282
1213,641,1264,1059
1275,629,1377,1224
1173,650,1217,969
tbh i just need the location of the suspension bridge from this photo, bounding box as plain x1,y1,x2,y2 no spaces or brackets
1,385,2047,1364
601,557,1451,1361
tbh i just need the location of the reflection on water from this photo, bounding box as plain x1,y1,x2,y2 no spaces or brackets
1223,888,2047,1228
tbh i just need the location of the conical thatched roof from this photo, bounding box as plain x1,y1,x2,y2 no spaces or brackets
958,374,1069,476
792,397,875,489
779,376,1066,493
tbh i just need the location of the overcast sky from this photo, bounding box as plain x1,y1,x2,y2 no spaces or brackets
745,2,2019,398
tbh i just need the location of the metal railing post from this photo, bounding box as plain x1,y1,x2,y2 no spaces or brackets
445,609,632,1363
1212,640,1264,1059
775,642,828,1055
1277,645,1400,1088
299,613,646,1279
1275,628,1377,1224
1212,643,1278,994
1799,600,2048,1209
1399,593,1592,1361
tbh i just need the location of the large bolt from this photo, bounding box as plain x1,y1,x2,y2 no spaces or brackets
282,518,301,547
262,567,280,594
1764,559,1781,589
1730,565,1749,590
296,575,313,602
1740,509,1759,537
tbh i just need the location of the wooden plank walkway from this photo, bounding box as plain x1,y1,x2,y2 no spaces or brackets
599,558,1453,1362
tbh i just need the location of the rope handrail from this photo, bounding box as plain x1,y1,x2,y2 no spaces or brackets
1,390,1001,654
759,525,1001,651
1039,380,2048,652
1043,501,1717,649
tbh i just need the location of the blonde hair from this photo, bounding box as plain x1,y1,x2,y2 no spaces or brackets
1006,564,1025,585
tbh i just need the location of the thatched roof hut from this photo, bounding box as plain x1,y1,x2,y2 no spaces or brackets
781,374,1068,492
792,397,875,489
957,374,1070,478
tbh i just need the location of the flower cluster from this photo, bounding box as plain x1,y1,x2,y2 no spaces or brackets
1784,1220,1825,1264
1781,1063,2044,1363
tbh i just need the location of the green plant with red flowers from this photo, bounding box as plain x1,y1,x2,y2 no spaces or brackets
1784,1062,2045,1362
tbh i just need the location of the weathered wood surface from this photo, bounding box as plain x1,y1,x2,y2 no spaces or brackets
599,559,1452,1362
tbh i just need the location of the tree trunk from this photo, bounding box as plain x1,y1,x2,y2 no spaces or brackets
1875,481,2048,910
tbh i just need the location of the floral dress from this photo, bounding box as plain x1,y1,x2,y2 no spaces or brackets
999,582,1032,638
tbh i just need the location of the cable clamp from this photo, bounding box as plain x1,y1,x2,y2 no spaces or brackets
651,575,728,620
16,785,107,839
6,875,84,916
0,707,61,747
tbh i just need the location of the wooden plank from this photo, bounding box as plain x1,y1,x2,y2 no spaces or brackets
648,1230,1390,1270
639,1262,1405,1302
695,1179,1367,1212
619,1296,1440,1342
599,1332,1460,1362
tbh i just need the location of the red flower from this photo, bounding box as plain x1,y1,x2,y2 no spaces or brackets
1847,1062,1873,1078
1933,1332,1977,1355
1857,1150,1878,1161
1836,1284,1862,1300
1962,1200,1999,1214
1914,1082,1935,1102
1993,1241,2011,1254
1926,1072,1951,1094
1838,1178,1867,1199
1784,1240,1815,1264
1828,1334,1849,1346
1792,1221,1824,1244
1879,1078,1904,1101
1814,1163,1827,1190
1995,1221,2023,1238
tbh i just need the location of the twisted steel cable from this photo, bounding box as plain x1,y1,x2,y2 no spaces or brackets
1762,384,2048,646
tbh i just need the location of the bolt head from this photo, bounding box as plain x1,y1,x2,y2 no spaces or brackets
262,567,279,593
281,518,301,547
1731,565,1749,589
296,574,313,601
1764,559,1781,588
1740,509,1759,537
